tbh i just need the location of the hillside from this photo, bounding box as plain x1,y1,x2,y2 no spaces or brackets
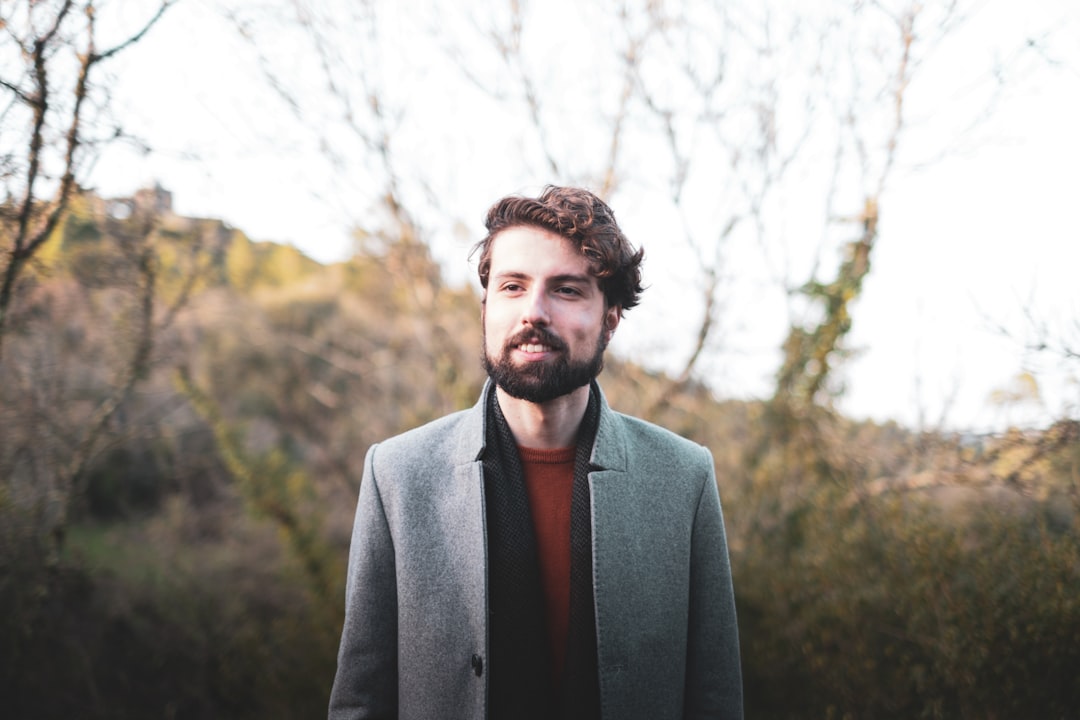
1,190,1078,719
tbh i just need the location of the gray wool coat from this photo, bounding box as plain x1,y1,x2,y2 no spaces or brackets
328,381,743,720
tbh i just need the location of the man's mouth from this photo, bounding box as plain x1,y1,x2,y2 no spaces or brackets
506,328,566,356
517,342,554,354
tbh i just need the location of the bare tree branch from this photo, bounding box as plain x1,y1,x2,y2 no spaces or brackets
91,0,176,63
0,0,176,361
0,77,32,105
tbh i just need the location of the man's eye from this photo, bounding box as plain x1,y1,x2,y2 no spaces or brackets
556,286,582,296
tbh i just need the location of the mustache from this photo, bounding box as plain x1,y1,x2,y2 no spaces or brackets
504,326,568,353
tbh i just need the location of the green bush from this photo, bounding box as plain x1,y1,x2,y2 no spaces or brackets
0,506,341,720
736,490,1080,719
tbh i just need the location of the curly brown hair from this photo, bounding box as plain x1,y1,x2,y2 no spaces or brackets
473,185,645,312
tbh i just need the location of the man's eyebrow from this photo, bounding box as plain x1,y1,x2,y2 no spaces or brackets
490,271,595,286
548,273,593,285
491,270,531,282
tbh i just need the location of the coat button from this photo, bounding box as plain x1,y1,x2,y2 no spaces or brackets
471,654,484,677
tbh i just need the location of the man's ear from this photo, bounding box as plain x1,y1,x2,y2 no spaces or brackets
604,305,621,341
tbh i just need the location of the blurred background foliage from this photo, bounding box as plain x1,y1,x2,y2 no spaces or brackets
2,0,1079,718
0,191,1077,719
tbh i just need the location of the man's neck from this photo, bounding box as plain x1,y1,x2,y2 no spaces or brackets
494,383,590,449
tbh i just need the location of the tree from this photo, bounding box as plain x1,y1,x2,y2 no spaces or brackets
0,0,174,361
215,0,1037,422
0,192,219,557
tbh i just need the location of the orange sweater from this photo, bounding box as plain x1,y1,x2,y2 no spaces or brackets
519,445,576,693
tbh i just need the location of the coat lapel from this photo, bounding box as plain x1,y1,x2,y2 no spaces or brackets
586,389,635,695
450,382,646,716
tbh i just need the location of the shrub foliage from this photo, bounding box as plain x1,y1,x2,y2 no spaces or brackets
1,195,1077,718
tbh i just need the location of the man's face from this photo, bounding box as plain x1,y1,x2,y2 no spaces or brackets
482,225,620,404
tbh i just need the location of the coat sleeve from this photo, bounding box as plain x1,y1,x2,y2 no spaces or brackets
684,446,743,720
328,443,399,720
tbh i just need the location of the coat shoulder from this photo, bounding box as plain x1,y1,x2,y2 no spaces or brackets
369,403,481,480
614,411,706,452
603,410,713,477
591,405,717,490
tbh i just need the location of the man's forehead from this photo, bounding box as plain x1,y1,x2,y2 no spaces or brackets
489,224,570,249
488,226,596,276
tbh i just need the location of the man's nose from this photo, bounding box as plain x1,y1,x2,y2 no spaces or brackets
521,288,551,326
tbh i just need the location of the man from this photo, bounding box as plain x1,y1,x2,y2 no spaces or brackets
329,186,742,720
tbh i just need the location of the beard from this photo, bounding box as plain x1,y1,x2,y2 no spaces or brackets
482,323,608,404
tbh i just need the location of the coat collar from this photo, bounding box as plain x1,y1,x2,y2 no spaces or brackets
452,379,627,472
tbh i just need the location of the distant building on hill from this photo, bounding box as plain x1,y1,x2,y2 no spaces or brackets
100,182,173,221
87,183,233,256
133,183,173,215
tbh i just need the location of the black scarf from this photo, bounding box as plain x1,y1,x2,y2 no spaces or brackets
483,382,602,720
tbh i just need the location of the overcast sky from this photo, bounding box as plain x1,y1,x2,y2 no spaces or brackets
90,0,1080,434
